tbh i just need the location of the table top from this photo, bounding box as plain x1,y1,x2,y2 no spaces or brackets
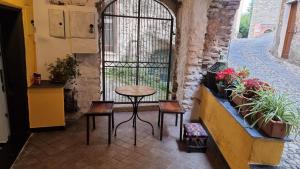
115,85,156,97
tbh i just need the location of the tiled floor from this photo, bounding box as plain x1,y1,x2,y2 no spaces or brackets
12,111,222,169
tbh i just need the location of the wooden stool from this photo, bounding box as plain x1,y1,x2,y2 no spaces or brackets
85,101,114,145
183,123,208,153
158,100,184,141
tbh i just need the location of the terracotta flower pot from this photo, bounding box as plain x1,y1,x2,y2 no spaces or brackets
256,113,289,139
231,92,251,117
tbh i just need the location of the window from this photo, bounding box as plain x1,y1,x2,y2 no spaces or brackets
104,5,114,52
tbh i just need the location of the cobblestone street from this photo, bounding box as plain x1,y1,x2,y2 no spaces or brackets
229,33,300,169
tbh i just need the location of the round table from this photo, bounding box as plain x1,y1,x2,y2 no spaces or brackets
114,85,156,145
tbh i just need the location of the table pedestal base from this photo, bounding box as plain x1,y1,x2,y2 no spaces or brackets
114,96,154,145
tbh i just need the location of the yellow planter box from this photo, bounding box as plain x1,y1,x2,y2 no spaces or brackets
199,85,285,169
28,81,65,128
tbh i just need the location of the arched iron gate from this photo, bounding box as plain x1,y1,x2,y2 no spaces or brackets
102,0,174,103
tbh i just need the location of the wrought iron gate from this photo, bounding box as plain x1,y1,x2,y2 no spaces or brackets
102,0,174,103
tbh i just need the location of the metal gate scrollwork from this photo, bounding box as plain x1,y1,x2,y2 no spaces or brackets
102,0,174,103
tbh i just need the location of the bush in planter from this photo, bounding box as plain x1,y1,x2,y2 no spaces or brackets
228,79,251,117
206,62,227,93
229,78,272,117
48,55,80,84
243,90,300,138
215,68,236,98
242,78,272,98
216,67,249,98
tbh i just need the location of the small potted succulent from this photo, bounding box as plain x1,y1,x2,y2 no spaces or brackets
48,55,80,84
243,90,300,138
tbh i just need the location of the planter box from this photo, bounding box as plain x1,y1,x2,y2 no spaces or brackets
199,85,286,169
257,113,289,139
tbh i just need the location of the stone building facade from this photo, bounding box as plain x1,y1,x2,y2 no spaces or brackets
248,0,282,38
272,0,300,66
73,0,241,120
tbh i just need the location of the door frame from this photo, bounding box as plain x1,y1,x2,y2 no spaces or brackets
278,1,298,59
0,5,30,169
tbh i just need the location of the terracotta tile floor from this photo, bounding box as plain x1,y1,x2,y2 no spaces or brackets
12,111,222,169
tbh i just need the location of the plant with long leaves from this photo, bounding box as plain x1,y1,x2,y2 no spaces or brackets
243,90,300,136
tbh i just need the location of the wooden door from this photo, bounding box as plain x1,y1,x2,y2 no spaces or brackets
282,2,298,59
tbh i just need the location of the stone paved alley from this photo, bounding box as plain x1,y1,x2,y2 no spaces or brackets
229,33,300,169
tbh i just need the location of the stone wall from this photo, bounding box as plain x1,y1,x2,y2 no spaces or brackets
174,0,210,120
74,53,101,113
248,0,282,38
174,0,241,120
202,0,241,69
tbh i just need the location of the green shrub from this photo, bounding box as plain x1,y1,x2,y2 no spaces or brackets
239,14,251,38
239,0,253,38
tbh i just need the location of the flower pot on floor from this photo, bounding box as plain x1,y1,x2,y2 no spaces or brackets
256,113,289,139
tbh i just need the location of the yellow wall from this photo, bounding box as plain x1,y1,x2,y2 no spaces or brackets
28,87,65,128
0,0,36,86
199,85,284,169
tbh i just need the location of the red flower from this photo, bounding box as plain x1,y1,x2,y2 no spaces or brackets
215,68,236,83
243,78,271,91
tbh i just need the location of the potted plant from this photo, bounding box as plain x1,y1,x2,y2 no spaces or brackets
206,61,227,93
230,78,271,117
229,80,251,116
244,90,300,138
215,68,237,98
242,78,272,99
48,55,80,84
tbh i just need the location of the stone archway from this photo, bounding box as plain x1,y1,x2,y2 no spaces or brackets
74,0,241,121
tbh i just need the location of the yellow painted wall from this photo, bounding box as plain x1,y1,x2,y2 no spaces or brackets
0,0,66,128
0,0,36,86
199,85,284,169
28,87,65,128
